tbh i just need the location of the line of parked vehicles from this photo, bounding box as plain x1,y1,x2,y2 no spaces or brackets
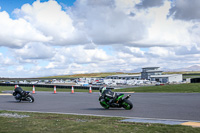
76,78,156,87
2,78,158,87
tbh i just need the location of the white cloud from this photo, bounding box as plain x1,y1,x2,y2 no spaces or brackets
14,0,86,45
71,0,147,45
1,0,200,77
16,65,24,71
169,0,200,21
13,42,55,60
148,47,175,58
0,53,13,66
175,44,200,55
84,42,97,49
46,45,111,70
129,1,193,47
113,45,145,57
70,0,200,48
0,11,51,48
136,0,164,9
1,0,199,48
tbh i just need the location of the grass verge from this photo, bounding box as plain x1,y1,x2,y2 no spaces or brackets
40,72,140,78
113,83,200,93
0,110,200,133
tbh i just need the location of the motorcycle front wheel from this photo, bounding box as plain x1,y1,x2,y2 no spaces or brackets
26,95,34,103
16,99,21,102
122,99,133,110
100,102,109,109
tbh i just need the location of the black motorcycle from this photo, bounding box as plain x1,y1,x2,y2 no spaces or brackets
99,93,133,110
13,91,34,103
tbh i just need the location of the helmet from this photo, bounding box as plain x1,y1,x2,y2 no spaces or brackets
99,86,106,93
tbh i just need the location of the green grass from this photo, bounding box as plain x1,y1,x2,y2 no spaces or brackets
0,110,199,133
0,86,99,93
163,71,200,74
38,71,200,78
40,72,140,78
183,75,200,79
113,83,200,93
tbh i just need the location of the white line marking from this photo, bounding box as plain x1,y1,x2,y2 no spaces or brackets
0,93,12,95
2,109,200,123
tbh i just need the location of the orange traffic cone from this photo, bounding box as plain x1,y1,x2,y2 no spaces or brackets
89,86,92,93
32,85,35,94
54,85,56,94
71,86,74,94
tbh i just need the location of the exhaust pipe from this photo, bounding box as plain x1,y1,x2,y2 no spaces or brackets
124,94,131,99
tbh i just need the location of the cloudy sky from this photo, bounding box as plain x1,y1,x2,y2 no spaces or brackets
0,0,200,78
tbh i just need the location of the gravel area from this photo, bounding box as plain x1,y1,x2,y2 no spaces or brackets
0,113,29,118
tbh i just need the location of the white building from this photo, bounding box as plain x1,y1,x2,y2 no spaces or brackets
141,67,163,80
150,74,183,83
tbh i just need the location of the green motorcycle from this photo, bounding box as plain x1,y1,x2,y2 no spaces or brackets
99,93,133,110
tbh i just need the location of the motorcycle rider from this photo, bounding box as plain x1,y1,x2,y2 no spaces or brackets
99,86,117,106
14,87,25,99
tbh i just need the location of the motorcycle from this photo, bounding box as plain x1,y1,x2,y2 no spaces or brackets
99,93,133,110
13,91,34,103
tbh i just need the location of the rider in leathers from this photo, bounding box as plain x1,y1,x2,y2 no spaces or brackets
14,87,25,99
99,86,117,106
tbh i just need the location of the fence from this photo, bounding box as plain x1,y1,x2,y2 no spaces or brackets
0,83,114,90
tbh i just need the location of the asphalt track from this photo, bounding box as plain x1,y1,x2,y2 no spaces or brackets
1,92,200,122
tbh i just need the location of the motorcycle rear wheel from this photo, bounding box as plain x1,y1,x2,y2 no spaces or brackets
122,99,133,110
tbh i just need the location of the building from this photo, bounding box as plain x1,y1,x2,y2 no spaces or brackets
104,67,183,84
150,74,183,83
141,67,163,80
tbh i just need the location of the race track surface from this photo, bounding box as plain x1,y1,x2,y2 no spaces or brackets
1,92,200,121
